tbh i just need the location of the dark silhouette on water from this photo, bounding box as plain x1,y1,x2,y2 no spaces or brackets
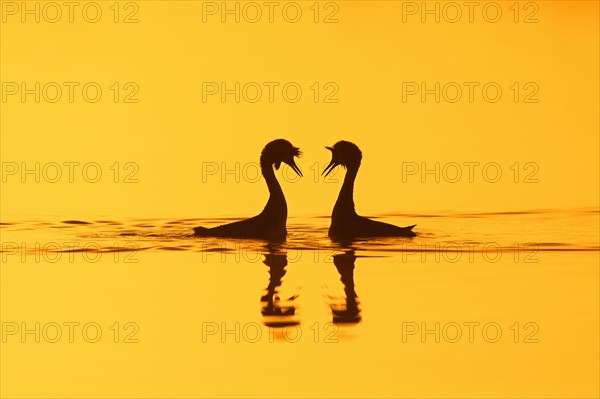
260,248,299,327
329,250,361,324
323,141,416,239
194,139,302,241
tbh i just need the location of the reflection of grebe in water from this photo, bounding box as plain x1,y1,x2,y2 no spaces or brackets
194,139,302,241
328,250,362,324
323,141,416,239
260,249,299,327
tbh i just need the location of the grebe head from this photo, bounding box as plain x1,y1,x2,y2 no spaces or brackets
323,141,362,177
261,139,303,177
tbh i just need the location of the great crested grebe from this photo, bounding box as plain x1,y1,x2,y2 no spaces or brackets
323,141,416,239
194,139,302,241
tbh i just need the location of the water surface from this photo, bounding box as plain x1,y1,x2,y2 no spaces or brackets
2,208,598,255
1,208,598,398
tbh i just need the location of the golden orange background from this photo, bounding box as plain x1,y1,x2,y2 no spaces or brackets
1,1,598,219
1,2,599,398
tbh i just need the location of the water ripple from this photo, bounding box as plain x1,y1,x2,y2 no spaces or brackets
1,208,598,256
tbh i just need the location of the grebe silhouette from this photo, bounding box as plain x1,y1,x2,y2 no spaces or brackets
194,139,302,241
330,250,361,324
323,141,416,239
261,249,299,327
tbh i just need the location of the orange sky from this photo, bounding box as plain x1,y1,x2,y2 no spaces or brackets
1,1,598,218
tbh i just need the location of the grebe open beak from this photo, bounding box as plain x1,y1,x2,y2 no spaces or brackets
322,160,338,177
286,159,303,177
322,146,338,177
